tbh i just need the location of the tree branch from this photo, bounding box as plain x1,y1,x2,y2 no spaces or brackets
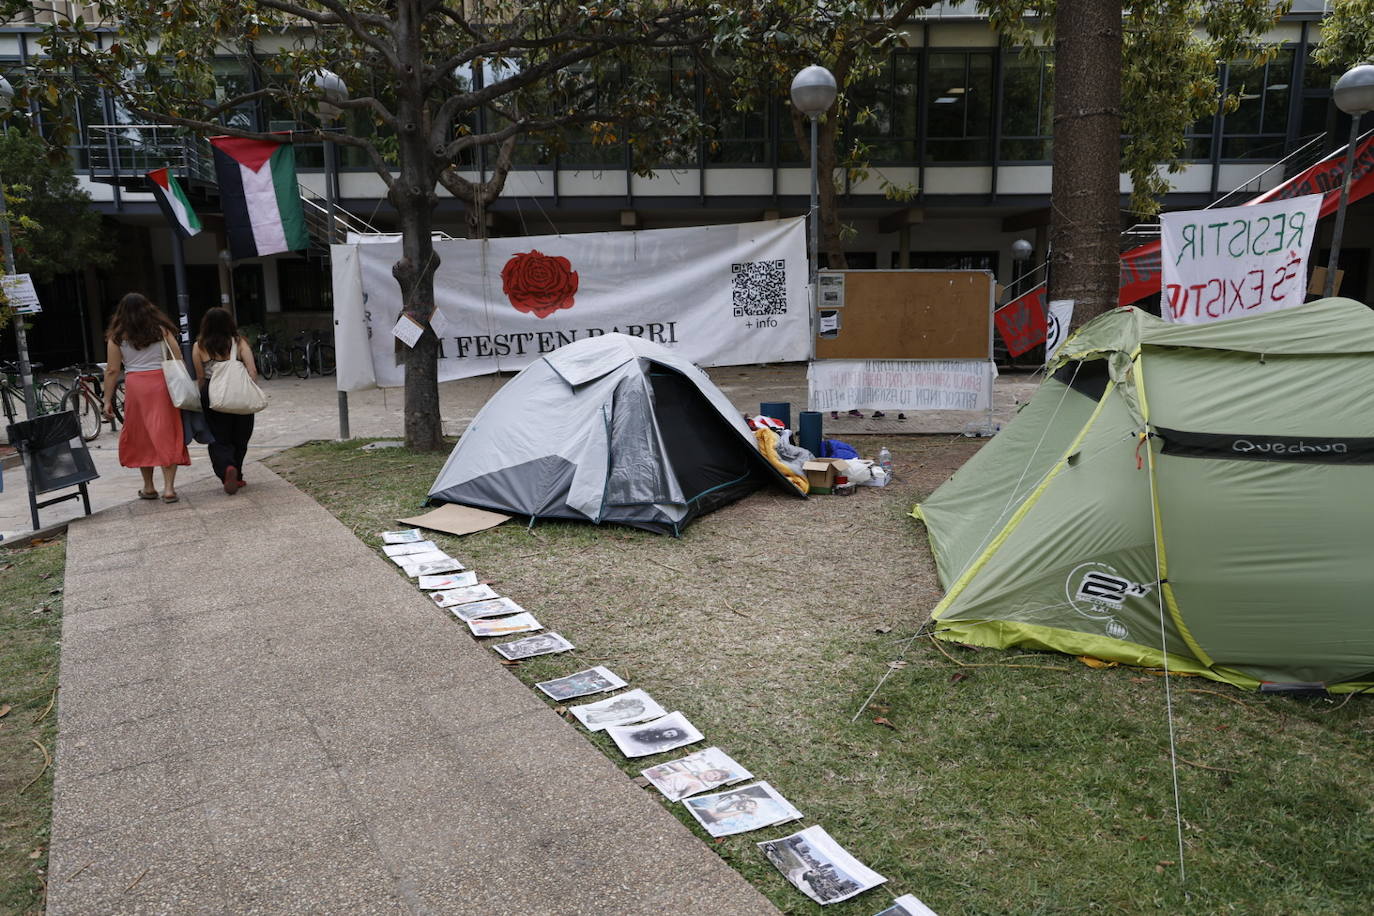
255,0,401,71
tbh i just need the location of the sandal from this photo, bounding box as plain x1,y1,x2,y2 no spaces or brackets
137,489,159,500
162,493,179,503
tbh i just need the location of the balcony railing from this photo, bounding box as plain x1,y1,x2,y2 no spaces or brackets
86,124,217,186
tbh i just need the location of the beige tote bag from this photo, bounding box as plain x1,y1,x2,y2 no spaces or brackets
161,337,202,410
208,339,268,415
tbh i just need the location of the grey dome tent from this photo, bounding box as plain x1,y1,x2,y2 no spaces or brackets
428,334,803,535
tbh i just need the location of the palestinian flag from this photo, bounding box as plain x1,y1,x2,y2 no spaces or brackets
146,168,202,238
210,136,309,260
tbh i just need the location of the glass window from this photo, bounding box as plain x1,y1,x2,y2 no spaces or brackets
850,53,919,163
999,51,1052,162
926,51,994,162
1221,50,1294,160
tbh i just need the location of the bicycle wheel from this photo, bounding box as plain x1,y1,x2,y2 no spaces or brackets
68,387,102,441
40,380,70,415
258,347,277,380
1,385,15,426
111,379,125,428
316,344,336,376
291,346,310,379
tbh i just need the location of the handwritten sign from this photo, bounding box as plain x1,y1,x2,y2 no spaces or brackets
0,273,41,314
808,359,994,412
1160,196,1321,324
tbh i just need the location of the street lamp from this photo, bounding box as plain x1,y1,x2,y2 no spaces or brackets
0,74,37,419
1010,238,1033,299
306,69,352,439
1323,63,1374,298
791,65,837,321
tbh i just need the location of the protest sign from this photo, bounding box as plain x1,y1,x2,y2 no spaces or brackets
1160,196,1321,323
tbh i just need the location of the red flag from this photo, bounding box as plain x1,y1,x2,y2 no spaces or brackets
994,286,1048,357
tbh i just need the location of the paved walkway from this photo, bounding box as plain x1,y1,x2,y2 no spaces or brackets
47,468,778,915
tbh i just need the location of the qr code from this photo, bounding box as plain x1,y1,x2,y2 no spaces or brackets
732,260,788,317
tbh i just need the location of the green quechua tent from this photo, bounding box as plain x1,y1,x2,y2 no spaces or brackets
914,297,1374,693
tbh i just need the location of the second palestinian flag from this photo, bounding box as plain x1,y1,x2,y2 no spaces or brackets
210,136,309,260
147,168,202,238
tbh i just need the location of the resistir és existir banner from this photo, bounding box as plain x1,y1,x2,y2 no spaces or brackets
1159,195,1321,323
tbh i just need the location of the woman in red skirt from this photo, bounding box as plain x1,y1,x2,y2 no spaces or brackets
101,292,191,502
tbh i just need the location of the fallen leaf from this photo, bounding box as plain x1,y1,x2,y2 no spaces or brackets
1131,677,1150,684
0,704,11,718
554,706,568,716
875,625,893,634
870,704,890,714
499,659,520,667
1155,864,1164,875
1157,860,1176,867
887,660,907,670
1077,656,1117,669
28,848,42,859
872,717,897,730
949,672,969,684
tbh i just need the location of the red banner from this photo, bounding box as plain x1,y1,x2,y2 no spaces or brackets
994,134,1374,348
994,285,1048,357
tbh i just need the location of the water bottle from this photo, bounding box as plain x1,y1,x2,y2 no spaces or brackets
878,446,893,478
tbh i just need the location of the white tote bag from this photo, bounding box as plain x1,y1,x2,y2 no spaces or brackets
161,338,201,410
208,339,268,415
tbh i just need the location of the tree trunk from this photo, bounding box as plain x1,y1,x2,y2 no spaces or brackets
1051,0,1123,327
393,0,444,451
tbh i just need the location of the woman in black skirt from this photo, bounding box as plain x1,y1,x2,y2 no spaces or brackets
192,307,258,494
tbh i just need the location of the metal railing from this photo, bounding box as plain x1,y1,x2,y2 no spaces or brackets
86,124,216,185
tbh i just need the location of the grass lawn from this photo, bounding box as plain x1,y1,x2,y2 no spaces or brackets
0,537,64,915
269,438,1374,916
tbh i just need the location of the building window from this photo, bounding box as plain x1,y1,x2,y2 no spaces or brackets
925,51,994,162
849,53,920,163
999,51,1052,162
1221,50,1295,160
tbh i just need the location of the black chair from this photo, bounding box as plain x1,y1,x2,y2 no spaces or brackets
6,410,98,531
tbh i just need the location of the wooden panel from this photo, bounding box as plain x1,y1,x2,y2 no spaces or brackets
814,270,992,360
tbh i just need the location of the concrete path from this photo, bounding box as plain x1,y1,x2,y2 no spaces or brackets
47,467,779,915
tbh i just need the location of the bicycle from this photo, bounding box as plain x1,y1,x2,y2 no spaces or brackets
57,363,123,442
1,361,70,428
289,330,336,379
254,331,281,381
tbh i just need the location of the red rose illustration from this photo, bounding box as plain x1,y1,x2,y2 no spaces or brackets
501,250,579,319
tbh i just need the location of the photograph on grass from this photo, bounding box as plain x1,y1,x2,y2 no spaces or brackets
449,597,528,622
465,613,542,637
683,781,802,837
642,746,752,802
873,893,940,916
569,689,665,731
382,540,438,557
759,825,886,906
604,711,704,757
429,584,499,608
381,528,423,544
493,632,574,660
535,666,628,701
391,548,447,567
416,571,478,590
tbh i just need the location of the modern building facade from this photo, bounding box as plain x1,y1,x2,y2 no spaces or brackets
3,1,1370,369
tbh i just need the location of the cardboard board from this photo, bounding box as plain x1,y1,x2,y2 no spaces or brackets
398,503,511,537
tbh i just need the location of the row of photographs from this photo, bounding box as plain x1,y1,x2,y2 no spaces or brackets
380,528,933,914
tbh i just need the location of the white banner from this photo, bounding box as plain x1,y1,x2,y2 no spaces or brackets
807,359,995,412
1045,299,1074,362
335,218,809,390
1160,195,1321,324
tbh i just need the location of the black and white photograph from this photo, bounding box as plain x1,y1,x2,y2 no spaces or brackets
381,528,423,544
493,632,575,660
416,572,478,590
535,666,628,701
449,597,528,622
429,583,499,608
641,747,752,802
465,612,542,637
391,548,447,568
682,781,802,837
382,540,438,558
758,825,887,906
604,711,704,758
873,893,940,916
568,689,665,732
401,555,465,577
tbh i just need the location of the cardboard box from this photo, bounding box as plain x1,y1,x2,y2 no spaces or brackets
803,458,847,491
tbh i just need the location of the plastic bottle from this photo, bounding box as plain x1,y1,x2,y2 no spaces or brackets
878,446,893,478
